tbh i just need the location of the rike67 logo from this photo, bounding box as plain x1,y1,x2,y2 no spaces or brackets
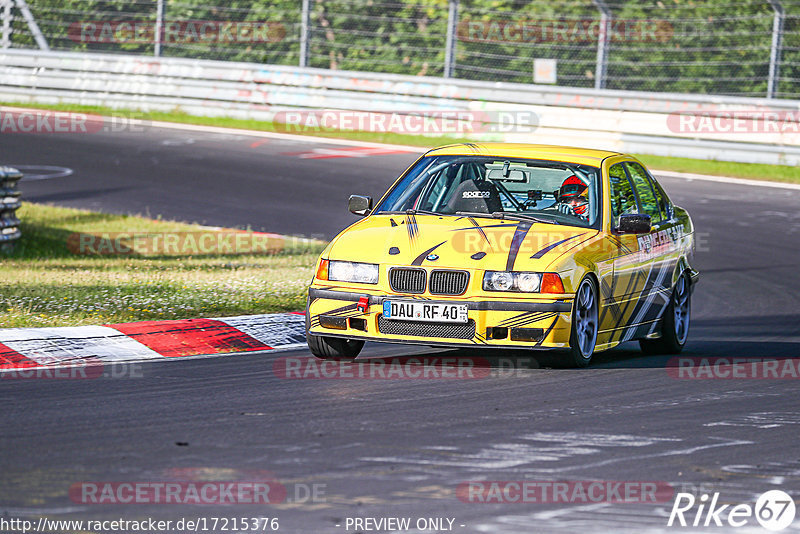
668,490,796,531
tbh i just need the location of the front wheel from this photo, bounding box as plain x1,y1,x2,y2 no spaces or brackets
307,333,364,360
567,277,599,368
640,272,691,355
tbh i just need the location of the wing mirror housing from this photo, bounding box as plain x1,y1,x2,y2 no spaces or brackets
616,214,651,234
348,195,373,216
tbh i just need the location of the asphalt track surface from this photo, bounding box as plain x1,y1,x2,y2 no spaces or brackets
2,125,800,533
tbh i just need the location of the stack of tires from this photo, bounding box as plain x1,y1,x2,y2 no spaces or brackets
0,167,22,253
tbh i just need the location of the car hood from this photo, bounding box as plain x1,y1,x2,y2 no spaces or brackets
328,213,596,272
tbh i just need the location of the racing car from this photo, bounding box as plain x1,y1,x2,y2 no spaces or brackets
305,143,699,367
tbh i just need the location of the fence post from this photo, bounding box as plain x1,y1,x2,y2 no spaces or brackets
767,0,784,98
443,0,458,78
13,0,47,50
591,0,611,90
1,0,12,49
299,0,310,67
154,0,164,56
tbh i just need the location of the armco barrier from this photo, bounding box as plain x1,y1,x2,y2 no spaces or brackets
2,49,800,165
0,166,22,253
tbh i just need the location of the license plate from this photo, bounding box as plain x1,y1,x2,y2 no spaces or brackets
382,301,468,323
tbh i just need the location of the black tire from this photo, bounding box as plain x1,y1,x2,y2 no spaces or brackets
567,277,599,368
639,272,691,355
307,333,364,360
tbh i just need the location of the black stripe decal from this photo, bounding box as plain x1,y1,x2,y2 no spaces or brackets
625,262,672,335
321,302,359,316
498,311,557,328
452,223,513,231
467,216,493,249
473,331,489,345
506,222,532,272
625,264,660,325
497,311,536,328
497,311,538,327
599,278,622,326
530,234,583,259
610,270,643,340
608,234,632,254
405,213,418,245
559,234,598,257
535,316,560,347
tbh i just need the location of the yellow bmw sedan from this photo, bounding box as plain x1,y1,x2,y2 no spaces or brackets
305,143,699,367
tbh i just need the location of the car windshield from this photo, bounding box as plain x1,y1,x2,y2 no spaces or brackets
374,155,601,228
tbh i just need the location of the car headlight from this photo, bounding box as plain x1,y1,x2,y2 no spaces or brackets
483,271,563,293
517,272,542,292
326,260,379,284
485,271,514,291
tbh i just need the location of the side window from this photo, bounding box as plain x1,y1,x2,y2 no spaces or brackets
608,163,637,220
651,177,673,220
420,170,448,210
420,165,459,211
625,162,663,224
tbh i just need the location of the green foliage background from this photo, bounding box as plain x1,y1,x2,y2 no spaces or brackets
12,0,800,98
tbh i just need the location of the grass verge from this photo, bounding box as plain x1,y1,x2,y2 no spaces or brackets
1,203,325,328
634,154,800,185
4,101,799,184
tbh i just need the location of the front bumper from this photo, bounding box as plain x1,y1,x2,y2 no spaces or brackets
307,287,574,350
688,268,700,291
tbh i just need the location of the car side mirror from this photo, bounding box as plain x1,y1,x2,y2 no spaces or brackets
348,195,372,216
616,214,651,234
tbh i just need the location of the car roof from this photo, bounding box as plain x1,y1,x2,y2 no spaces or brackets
424,143,624,166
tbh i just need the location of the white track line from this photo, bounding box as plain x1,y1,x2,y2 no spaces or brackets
147,119,425,152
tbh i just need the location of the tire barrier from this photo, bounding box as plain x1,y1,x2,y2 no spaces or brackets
0,166,22,253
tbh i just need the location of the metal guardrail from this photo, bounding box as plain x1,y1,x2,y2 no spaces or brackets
0,166,22,252
1,49,800,165
3,0,800,99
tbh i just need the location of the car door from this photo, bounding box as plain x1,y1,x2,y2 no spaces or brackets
598,162,651,341
623,160,678,332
